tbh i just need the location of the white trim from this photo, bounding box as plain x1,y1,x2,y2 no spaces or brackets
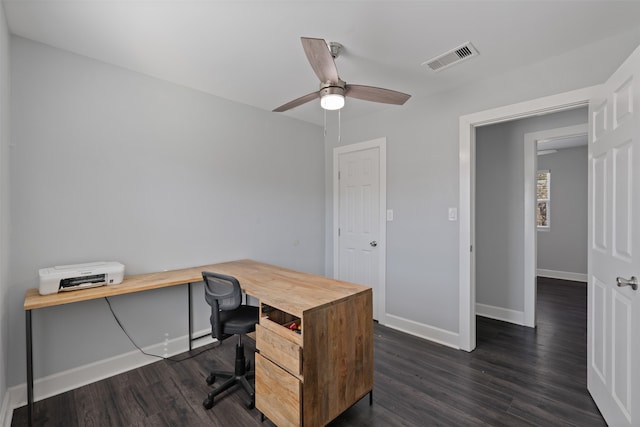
4,389,22,427
459,117,475,351
385,314,460,350
523,132,538,327
333,138,387,324
0,390,10,427
537,268,588,283
459,86,597,352
528,124,589,145
476,303,526,326
4,328,214,417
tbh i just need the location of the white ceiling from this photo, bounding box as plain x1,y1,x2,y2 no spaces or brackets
4,1,640,125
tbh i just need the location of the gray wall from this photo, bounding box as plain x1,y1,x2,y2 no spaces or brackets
324,28,638,334
8,37,324,385
0,1,10,410
5,21,640,394
475,109,587,312
537,146,588,275
475,122,526,311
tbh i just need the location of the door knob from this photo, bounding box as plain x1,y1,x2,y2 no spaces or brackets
616,276,638,291
369,241,377,247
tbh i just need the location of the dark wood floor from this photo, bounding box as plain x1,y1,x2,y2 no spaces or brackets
13,277,605,426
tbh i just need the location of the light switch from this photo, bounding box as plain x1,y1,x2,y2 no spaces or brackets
448,208,457,221
386,209,394,221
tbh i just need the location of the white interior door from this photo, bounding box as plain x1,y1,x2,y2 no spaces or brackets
588,44,640,426
334,139,386,321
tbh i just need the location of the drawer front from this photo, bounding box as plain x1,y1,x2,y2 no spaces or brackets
259,315,303,347
255,353,301,427
256,323,303,375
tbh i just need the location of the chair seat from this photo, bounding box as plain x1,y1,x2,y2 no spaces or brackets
219,305,259,336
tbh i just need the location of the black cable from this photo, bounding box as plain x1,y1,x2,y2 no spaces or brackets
104,297,212,362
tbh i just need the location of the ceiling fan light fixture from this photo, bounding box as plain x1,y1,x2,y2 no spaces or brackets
320,84,346,110
321,93,345,110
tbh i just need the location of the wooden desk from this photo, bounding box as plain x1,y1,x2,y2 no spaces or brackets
24,259,374,427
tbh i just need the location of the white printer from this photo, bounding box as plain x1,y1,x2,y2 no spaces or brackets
38,261,125,295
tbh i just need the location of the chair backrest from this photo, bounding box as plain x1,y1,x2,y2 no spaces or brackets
202,271,242,311
202,271,243,340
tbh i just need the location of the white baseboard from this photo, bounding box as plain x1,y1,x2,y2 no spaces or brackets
0,388,10,427
4,328,215,424
4,388,22,427
537,268,587,283
384,314,460,350
476,303,526,326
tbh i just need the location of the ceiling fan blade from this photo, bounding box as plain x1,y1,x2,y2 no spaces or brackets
345,85,411,105
273,91,320,112
301,37,339,83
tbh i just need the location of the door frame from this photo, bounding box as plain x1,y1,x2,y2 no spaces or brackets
333,137,387,323
522,123,589,327
458,87,596,351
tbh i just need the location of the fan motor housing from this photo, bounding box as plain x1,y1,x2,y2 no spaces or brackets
320,80,346,97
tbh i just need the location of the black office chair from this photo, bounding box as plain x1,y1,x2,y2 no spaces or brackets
202,271,259,410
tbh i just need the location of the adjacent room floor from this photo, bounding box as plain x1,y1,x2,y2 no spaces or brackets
12,277,604,426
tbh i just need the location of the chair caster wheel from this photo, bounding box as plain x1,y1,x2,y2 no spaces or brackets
206,374,215,385
246,398,254,409
203,397,214,409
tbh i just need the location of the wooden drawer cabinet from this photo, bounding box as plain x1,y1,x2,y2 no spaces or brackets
255,353,301,427
233,262,373,427
256,324,302,376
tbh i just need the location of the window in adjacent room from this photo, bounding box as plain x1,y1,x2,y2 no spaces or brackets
537,170,550,230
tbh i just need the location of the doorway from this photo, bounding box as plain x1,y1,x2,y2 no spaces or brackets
474,117,587,331
528,124,589,284
458,86,596,351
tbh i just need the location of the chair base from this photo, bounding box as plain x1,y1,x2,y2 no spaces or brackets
203,341,255,410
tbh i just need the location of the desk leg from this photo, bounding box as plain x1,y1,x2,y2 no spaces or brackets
187,283,193,351
26,310,34,427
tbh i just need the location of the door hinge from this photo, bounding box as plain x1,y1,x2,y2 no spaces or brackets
470,245,473,252
338,228,341,236
338,170,341,180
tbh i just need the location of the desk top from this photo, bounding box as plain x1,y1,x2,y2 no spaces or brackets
24,259,371,316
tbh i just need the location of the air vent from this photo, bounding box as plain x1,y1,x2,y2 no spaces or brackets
422,42,478,72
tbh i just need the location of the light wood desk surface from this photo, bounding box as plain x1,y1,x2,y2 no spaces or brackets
24,259,369,317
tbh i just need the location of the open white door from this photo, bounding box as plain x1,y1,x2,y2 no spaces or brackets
588,44,640,426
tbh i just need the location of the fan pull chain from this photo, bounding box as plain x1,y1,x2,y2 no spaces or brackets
324,109,327,137
338,109,341,143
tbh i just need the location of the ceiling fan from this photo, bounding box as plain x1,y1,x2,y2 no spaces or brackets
273,37,411,113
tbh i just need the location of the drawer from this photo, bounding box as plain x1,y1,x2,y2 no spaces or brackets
260,308,303,347
255,352,301,427
256,323,303,376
